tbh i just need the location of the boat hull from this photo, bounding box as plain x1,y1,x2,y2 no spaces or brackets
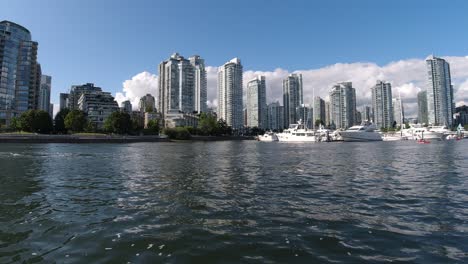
339,132,383,142
276,135,316,142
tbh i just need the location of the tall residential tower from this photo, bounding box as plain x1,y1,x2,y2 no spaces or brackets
283,73,303,127
425,55,454,127
217,58,243,129
158,53,195,120
189,55,207,114
246,76,267,128
371,81,393,129
329,82,356,129
0,21,41,125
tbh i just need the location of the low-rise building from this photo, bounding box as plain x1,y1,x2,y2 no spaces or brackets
164,110,199,128
144,112,162,128
78,91,119,129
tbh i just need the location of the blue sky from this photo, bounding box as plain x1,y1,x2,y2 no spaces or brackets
2,0,468,110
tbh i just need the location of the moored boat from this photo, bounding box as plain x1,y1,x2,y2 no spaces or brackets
339,124,383,142
276,120,316,142
257,131,278,142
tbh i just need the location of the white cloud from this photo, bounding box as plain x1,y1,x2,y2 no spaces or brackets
117,56,468,116
115,71,158,110
52,103,60,118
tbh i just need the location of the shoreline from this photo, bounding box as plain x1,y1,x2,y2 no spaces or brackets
0,134,254,143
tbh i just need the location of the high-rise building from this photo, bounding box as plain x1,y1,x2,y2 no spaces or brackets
139,94,156,113
0,21,41,125
158,53,195,121
266,101,284,131
283,74,303,127
454,105,467,127
371,81,393,129
189,55,207,114
246,76,267,128
363,106,372,122
426,55,454,127
417,91,428,124
329,82,356,129
325,101,331,127
296,104,312,128
313,96,326,127
217,58,243,129
60,93,69,110
68,83,102,110
49,103,54,118
356,111,362,125
39,75,52,115
121,100,132,114
393,98,404,127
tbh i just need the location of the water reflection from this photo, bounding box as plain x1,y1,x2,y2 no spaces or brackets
0,141,467,263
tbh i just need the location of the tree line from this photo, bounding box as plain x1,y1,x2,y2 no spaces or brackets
7,109,160,135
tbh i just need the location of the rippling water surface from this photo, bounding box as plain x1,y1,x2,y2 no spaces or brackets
1,141,467,263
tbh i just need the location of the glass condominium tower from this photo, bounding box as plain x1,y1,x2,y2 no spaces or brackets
425,55,454,127
0,21,40,126
282,73,303,127
189,55,207,114
158,53,197,120
371,80,393,129
217,58,243,130
246,76,267,129
329,82,356,129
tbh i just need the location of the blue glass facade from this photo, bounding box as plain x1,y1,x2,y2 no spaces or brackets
0,21,39,125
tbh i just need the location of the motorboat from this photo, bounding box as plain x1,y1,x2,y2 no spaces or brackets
257,131,278,142
382,133,408,141
410,127,443,141
315,124,333,142
276,120,316,142
428,125,456,139
339,124,383,142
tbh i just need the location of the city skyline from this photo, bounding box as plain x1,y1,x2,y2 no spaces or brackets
3,0,468,118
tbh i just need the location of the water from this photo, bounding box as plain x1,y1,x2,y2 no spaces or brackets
0,141,467,263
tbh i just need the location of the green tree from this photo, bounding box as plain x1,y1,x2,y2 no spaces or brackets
163,127,191,140
103,111,132,134
145,106,154,113
198,113,219,135
217,119,232,135
65,110,87,133
464,124,468,131
315,119,323,127
17,110,53,133
54,108,70,134
9,117,19,131
143,119,160,135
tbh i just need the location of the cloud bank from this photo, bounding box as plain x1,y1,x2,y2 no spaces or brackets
116,56,468,116
115,71,158,110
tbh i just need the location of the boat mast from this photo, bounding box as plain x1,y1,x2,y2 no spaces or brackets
398,87,403,137
312,84,315,131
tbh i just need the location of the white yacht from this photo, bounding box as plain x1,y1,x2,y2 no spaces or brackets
408,127,443,141
428,125,456,139
315,124,333,142
257,131,278,142
339,124,383,142
382,133,408,141
276,120,316,142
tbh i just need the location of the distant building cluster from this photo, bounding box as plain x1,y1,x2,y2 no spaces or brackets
1,20,463,130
